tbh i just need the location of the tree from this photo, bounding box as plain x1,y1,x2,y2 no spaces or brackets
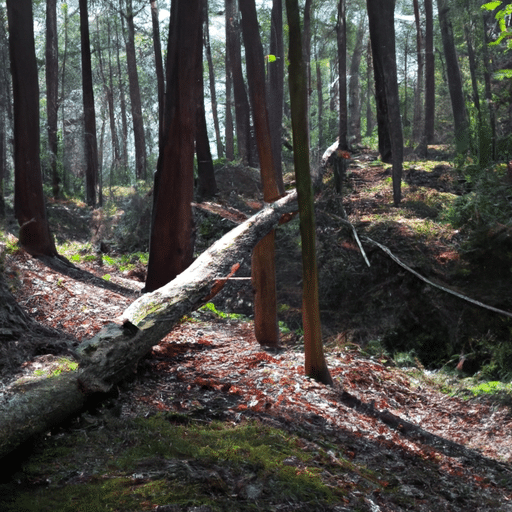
226,0,253,165
412,0,424,144
7,0,57,256
240,0,285,347
150,0,165,146
367,0,403,205
348,13,366,145
46,0,60,200
121,0,147,181
422,0,435,155
79,0,99,207
285,0,333,386
145,0,204,293
267,0,284,179
436,0,469,154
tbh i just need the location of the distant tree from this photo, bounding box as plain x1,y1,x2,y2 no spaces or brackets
348,13,366,145
412,0,424,144
150,0,165,146
7,0,57,256
367,0,403,205
46,0,60,200
121,0,147,180
145,0,203,292
226,0,252,165
79,0,99,207
436,0,469,154
196,3,217,200
421,0,435,156
285,0,333,386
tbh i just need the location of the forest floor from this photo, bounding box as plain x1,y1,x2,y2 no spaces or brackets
1,149,512,511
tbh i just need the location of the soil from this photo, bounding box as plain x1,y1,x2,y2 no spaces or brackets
1,151,512,511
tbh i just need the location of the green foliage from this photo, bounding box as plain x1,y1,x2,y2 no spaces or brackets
199,302,247,322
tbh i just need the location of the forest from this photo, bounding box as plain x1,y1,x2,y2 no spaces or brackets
1,0,512,510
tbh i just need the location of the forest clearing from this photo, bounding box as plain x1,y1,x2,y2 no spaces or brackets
1,152,512,511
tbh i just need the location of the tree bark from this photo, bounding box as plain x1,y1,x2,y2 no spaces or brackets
145,0,203,293
204,5,224,160
267,0,284,179
367,0,403,205
122,0,147,181
240,0,285,347
46,0,60,200
436,0,469,154
7,0,58,256
196,7,218,200
151,0,165,146
348,14,366,145
226,0,252,165
0,191,299,460
421,0,435,156
285,0,333,386
79,0,99,207
115,16,129,173
412,0,424,144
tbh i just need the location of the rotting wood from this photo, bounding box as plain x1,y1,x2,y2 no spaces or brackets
0,190,298,460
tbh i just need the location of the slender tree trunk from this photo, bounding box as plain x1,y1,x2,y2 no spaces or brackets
115,17,129,172
316,57,324,153
79,0,99,207
226,0,252,165
224,3,234,161
367,0,403,205
436,0,469,154
303,0,313,130
285,0,333,386
196,7,217,200
151,0,165,147
412,0,424,144
348,13,366,144
334,0,348,194
122,0,147,181
46,0,59,200
240,0,285,347
105,17,121,168
365,37,374,137
145,0,203,293
204,5,224,160
0,18,6,218
60,2,69,192
329,59,339,139
267,0,284,179
7,0,57,256
421,0,435,155
481,10,496,160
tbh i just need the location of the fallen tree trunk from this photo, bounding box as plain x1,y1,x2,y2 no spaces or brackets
0,190,298,459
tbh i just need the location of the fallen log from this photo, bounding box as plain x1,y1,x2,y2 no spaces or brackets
0,190,298,459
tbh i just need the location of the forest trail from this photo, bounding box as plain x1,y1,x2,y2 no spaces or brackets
1,153,512,511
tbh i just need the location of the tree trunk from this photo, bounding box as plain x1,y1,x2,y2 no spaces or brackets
412,0,424,144
240,0,285,348
79,0,99,207
196,7,217,200
123,0,147,181
46,0,59,200
348,13,366,144
115,16,129,173
365,37,374,138
151,0,165,146
267,0,284,179
7,0,57,256
226,0,252,165
285,0,333,386
481,10,496,161
316,57,324,154
436,0,469,154
0,190,299,460
145,0,204,293
60,2,69,192
367,0,403,205
421,0,435,156
204,5,224,160
303,0,313,130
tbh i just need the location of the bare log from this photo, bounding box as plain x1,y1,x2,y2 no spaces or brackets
0,191,298,459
